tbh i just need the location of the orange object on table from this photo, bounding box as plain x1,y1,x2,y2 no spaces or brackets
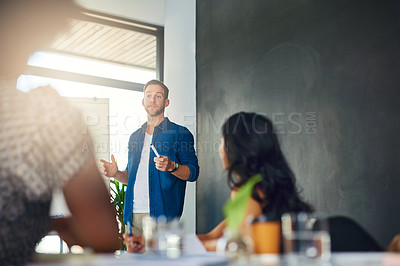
252,221,281,254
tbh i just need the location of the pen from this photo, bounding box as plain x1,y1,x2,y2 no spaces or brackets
127,221,132,236
150,144,160,157
126,221,138,249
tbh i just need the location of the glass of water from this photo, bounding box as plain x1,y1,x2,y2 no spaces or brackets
282,212,331,265
142,216,157,254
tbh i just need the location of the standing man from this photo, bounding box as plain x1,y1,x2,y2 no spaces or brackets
101,80,199,234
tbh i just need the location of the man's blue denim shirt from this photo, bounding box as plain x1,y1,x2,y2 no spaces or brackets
123,118,199,224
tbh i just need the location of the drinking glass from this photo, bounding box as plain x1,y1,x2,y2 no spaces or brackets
142,216,157,253
281,212,331,265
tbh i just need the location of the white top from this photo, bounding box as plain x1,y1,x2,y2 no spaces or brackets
133,132,152,213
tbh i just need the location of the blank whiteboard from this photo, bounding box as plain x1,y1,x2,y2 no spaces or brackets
50,97,110,217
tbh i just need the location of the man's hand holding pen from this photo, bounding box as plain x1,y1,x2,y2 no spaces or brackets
123,233,145,253
154,156,175,172
151,144,176,172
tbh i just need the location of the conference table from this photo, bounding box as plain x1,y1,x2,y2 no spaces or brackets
29,234,400,265
30,252,400,266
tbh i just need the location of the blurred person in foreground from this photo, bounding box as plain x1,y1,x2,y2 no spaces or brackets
197,112,313,251
0,0,119,264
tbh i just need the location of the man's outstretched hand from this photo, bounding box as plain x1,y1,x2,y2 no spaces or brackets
100,154,118,178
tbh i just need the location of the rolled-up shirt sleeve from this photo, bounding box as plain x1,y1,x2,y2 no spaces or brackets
177,127,199,182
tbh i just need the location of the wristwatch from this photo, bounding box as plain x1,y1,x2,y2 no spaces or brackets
170,161,179,173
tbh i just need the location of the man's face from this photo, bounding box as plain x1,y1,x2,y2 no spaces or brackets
142,84,169,117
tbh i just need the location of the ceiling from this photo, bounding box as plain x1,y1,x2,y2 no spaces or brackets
50,18,157,70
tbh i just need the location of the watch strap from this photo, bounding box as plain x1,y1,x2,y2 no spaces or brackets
170,161,179,173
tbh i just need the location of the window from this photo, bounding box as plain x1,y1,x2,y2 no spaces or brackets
25,8,164,87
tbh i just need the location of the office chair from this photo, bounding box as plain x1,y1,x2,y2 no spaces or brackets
328,216,383,252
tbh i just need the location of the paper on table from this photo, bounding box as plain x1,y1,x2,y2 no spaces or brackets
183,234,207,255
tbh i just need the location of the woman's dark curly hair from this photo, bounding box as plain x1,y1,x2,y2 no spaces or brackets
221,112,313,218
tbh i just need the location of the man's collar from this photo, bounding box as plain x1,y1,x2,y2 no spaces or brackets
156,117,169,129
140,117,170,132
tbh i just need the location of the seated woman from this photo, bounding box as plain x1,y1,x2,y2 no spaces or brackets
197,112,313,251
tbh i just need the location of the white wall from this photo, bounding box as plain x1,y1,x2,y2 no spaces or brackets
75,0,165,26
75,0,197,234
164,0,196,234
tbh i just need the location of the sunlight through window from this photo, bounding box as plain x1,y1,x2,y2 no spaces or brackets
28,51,156,84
